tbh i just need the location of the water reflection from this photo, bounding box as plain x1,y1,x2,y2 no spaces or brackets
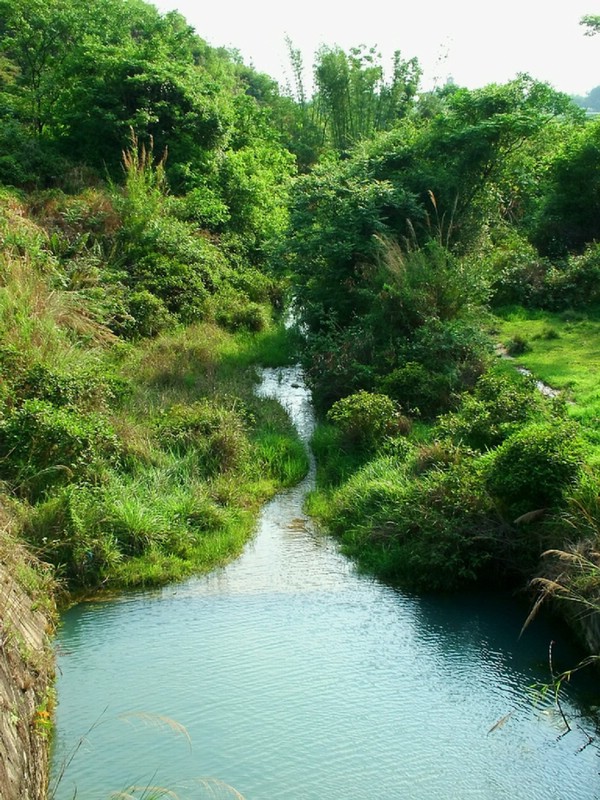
52,366,600,800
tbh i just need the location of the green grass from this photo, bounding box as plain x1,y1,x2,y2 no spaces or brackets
8,317,308,592
493,305,600,459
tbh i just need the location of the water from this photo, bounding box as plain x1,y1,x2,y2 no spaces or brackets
52,367,599,800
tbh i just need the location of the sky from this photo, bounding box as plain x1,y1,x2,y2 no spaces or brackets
154,0,599,97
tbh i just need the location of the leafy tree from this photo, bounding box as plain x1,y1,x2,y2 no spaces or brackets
311,45,420,153
0,0,80,136
532,118,600,255
581,14,600,35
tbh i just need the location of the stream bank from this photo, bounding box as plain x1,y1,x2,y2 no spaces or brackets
0,529,55,800
51,365,600,800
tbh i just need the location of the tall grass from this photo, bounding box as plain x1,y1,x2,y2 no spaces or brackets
0,195,306,591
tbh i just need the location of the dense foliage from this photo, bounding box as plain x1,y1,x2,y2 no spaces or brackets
1,0,599,639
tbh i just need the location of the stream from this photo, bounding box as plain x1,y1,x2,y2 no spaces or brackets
52,366,599,800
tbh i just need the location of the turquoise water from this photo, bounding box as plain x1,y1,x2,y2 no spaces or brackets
52,368,600,800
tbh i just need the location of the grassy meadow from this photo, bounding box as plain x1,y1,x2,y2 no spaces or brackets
493,306,600,459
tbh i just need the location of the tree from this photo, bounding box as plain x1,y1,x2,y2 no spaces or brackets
312,45,420,153
0,0,79,135
580,14,600,35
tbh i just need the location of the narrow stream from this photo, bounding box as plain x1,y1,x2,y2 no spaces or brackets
52,366,599,800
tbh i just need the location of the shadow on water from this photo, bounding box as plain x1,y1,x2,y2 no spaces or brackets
52,365,600,800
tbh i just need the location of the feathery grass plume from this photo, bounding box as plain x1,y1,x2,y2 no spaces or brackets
0,252,115,352
119,712,192,749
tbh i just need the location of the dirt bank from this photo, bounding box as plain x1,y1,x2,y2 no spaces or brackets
0,527,55,800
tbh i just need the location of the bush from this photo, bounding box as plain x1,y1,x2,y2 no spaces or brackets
0,399,120,497
327,455,498,590
14,363,129,411
303,323,378,412
121,290,175,339
505,334,530,355
485,420,585,512
22,485,121,586
438,368,541,450
212,288,270,332
155,401,250,475
378,361,448,417
326,390,401,451
544,245,600,309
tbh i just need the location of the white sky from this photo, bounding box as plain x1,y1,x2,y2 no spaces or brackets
154,0,599,96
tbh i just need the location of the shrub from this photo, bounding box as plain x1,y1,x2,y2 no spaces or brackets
485,420,585,512
326,390,400,450
505,334,530,355
22,485,121,586
121,290,175,339
303,323,378,412
327,455,498,590
378,361,448,417
14,363,129,411
438,368,541,450
544,245,600,309
155,401,250,475
0,399,120,497
212,288,269,332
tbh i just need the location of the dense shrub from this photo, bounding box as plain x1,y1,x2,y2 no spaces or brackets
212,288,270,332
22,485,121,585
0,400,120,497
485,420,585,512
302,324,378,412
544,245,600,309
378,361,449,417
14,363,129,411
326,391,401,451
120,290,175,339
438,368,542,450
327,455,499,590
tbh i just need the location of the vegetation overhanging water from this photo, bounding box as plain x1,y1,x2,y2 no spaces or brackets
51,365,600,800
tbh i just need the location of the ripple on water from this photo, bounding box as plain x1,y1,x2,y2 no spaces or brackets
52,366,600,800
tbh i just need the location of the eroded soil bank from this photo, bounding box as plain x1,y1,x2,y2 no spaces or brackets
0,535,55,800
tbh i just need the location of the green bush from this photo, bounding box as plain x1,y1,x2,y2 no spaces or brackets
485,420,585,512
545,245,600,309
212,288,270,332
311,423,373,487
155,401,250,475
0,399,120,497
122,290,175,339
327,455,498,590
438,368,541,450
506,334,530,355
22,485,121,586
14,363,129,411
378,361,448,417
326,390,400,450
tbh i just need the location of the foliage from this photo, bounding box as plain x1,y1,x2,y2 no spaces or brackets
0,399,120,498
326,390,401,451
155,400,250,476
312,45,421,153
485,420,585,513
532,119,600,257
438,367,543,450
322,452,501,590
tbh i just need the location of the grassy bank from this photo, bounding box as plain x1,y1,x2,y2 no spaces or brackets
306,352,599,604
8,320,307,592
493,305,600,459
0,184,307,596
